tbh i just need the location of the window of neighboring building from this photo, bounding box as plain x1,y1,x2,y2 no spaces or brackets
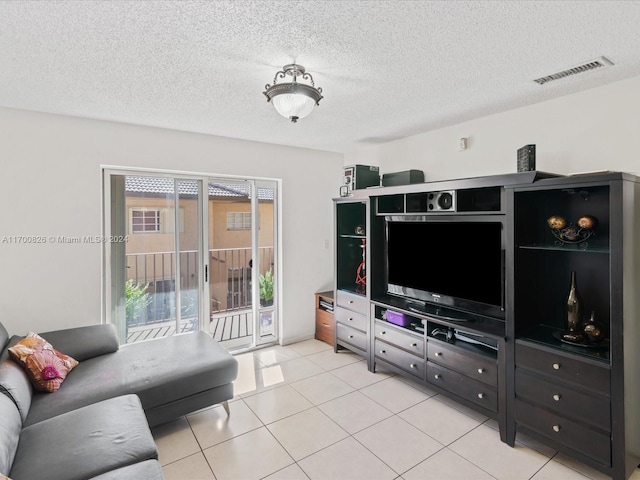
227,212,252,230
131,209,161,233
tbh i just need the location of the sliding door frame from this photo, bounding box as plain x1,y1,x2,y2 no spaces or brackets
101,166,281,348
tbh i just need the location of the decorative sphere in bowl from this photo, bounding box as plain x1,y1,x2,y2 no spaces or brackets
577,215,598,230
547,215,566,230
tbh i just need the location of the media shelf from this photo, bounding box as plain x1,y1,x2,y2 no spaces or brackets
371,294,505,340
516,324,609,363
370,295,505,428
507,172,640,480
518,244,609,254
334,172,640,478
335,200,367,296
334,198,371,367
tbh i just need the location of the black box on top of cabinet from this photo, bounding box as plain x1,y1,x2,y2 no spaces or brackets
344,165,380,191
382,170,425,186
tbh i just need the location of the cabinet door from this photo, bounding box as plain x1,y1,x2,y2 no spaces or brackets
375,339,425,380
516,342,610,393
427,363,497,413
515,369,610,431
515,400,610,467
428,339,497,387
374,321,424,354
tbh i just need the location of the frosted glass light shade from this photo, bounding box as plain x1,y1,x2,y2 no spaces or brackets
272,93,316,122
263,64,323,123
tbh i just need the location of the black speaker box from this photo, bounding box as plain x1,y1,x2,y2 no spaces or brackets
382,170,424,187
344,165,380,191
517,145,536,172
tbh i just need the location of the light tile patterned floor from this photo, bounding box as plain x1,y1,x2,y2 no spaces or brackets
152,339,640,480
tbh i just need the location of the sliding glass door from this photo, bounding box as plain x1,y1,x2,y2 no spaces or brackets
206,178,278,350
106,174,203,343
104,169,278,351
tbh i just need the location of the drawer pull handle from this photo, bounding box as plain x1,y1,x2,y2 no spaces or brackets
411,343,418,347
477,368,485,374
435,352,442,357
380,350,386,354
553,394,561,401
381,331,386,334
348,300,354,304
552,425,561,433
322,323,330,327
410,363,417,369
348,335,354,339
348,317,353,321
552,363,560,370
477,393,484,399
434,374,441,379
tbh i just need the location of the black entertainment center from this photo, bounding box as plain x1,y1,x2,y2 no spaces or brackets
333,171,640,480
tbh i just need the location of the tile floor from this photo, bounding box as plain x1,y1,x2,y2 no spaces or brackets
152,339,640,480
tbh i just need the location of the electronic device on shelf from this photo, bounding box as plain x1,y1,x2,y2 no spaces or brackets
454,329,498,350
343,164,380,193
427,190,455,211
385,215,506,321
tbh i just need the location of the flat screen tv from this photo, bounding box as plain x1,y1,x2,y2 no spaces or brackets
385,217,505,320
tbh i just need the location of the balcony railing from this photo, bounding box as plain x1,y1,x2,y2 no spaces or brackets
125,247,274,327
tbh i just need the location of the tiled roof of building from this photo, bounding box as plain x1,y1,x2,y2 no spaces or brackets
125,176,274,200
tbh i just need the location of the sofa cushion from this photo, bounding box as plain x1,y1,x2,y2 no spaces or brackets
9,394,157,480
0,394,21,476
0,338,33,423
40,324,120,362
8,332,78,392
88,459,164,480
25,331,237,426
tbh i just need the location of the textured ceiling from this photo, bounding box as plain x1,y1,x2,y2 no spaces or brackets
1,1,640,153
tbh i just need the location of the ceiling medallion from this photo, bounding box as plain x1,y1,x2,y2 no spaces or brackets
263,64,323,123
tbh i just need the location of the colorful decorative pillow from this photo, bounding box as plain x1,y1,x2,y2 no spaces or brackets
8,332,79,393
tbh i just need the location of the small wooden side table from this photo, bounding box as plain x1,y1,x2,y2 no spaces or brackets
315,290,335,346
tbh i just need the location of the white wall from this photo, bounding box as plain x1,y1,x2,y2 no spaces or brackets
0,108,343,342
345,74,640,180
4,73,639,340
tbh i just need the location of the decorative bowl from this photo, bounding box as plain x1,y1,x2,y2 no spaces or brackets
547,215,597,247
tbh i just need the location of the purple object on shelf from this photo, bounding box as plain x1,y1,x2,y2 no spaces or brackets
386,310,412,327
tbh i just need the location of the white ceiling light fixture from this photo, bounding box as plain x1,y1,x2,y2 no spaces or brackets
263,64,323,123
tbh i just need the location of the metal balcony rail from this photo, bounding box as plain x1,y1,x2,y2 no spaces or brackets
125,247,274,326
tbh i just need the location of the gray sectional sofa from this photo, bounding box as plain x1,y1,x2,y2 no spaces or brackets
0,320,238,480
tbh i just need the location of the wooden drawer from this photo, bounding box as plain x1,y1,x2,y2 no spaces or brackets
374,320,424,355
336,290,368,315
428,338,497,387
427,363,497,413
315,308,335,346
515,369,610,431
334,306,367,331
336,322,367,352
516,342,610,393
375,339,425,380
515,399,611,467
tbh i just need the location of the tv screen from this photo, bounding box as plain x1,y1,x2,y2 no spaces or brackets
386,219,504,318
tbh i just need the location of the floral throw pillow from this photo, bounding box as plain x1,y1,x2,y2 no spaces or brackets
8,332,79,393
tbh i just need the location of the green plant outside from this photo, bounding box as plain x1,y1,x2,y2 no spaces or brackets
125,279,151,323
259,269,274,302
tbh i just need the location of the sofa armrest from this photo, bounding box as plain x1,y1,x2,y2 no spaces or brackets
39,324,119,362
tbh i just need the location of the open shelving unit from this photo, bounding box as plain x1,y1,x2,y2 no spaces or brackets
506,173,640,480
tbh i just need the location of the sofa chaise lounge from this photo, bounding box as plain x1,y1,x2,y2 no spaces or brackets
0,320,238,480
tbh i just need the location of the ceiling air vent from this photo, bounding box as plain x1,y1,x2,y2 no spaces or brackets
534,56,613,85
